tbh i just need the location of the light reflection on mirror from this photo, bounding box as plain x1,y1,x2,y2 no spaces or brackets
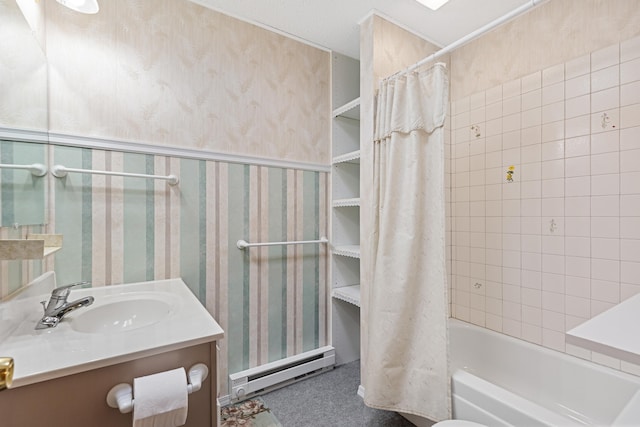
0,0,48,226
0,140,46,226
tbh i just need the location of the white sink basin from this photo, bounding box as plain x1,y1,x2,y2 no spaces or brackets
70,294,172,333
0,276,224,388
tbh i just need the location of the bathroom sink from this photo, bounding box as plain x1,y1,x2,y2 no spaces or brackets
70,294,172,333
0,276,223,388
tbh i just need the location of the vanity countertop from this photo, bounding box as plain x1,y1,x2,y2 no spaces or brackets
0,275,224,388
566,292,640,365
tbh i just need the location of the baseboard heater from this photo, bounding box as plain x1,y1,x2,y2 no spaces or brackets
228,345,335,402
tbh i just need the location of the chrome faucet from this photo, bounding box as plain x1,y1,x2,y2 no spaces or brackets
35,282,94,330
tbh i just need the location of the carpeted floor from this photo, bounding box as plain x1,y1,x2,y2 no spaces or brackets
260,360,417,427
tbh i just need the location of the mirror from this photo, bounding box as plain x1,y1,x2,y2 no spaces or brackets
0,0,48,226
0,140,46,226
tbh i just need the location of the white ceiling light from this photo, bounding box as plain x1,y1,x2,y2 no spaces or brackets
414,0,450,10
55,0,99,14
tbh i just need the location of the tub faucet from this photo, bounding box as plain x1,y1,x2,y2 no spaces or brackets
35,282,94,330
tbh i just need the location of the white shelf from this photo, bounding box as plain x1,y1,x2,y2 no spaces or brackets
332,150,361,165
332,161,359,200
0,234,63,260
332,285,361,307
333,245,360,259
331,53,361,366
333,198,360,208
333,97,360,120
566,292,640,365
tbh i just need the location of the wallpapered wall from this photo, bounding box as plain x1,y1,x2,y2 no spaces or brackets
1,0,332,394
0,140,46,227
450,0,640,100
0,0,47,132
0,144,329,392
45,0,330,165
49,144,329,391
0,139,47,298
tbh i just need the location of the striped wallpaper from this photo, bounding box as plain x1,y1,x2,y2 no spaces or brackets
1,143,329,394
0,140,48,298
3,0,331,396
0,140,46,226
0,223,46,298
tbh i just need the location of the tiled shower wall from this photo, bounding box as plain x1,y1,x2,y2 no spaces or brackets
449,34,640,373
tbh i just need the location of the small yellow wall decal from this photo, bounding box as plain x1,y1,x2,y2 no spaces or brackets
506,165,515,182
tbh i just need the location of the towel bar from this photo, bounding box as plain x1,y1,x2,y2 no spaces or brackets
237,237,329,249
52,164,179,185
0,163,47,177
106,363,208,414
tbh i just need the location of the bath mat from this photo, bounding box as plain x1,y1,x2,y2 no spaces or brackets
221,397,282,427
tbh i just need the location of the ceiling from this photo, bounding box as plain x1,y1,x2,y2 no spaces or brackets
189,0,533,59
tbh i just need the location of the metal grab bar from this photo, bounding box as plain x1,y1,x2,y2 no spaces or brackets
52,165,179,185
0,163,47,177
237,237,329,250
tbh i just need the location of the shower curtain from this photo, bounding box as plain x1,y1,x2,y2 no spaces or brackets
364,63,450,421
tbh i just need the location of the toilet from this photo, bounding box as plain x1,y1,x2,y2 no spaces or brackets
433,420,487,427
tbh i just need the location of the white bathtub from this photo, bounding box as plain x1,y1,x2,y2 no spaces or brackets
449,319,640,426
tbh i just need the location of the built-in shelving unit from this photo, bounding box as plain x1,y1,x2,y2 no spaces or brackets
332,197,360,208
332,285,361,307
333,98,360,120
331,53,361,365
332,150,361,165
333,245,361,259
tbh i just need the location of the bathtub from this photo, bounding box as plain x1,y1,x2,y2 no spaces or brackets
449,319,640,426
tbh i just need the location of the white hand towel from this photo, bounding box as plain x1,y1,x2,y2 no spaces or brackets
133,367,188,427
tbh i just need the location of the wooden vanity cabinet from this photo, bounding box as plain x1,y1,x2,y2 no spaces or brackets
0,342,218,427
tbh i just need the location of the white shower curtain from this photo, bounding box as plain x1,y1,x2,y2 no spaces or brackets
364,63,450,421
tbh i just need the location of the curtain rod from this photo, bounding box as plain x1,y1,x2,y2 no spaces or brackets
388,0,547,80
